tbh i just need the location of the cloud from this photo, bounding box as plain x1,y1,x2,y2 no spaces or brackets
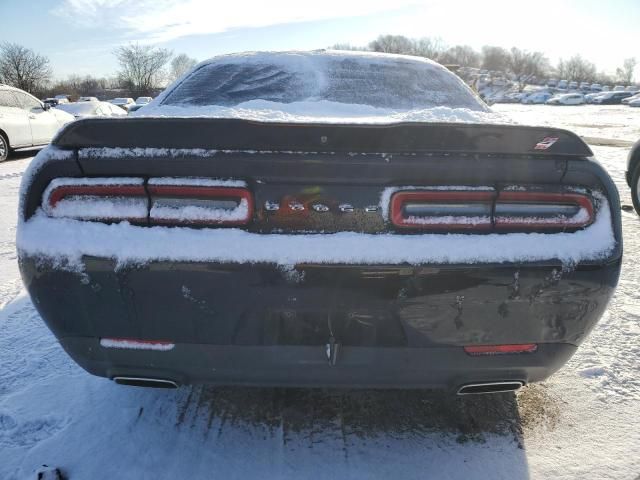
52,0,422,43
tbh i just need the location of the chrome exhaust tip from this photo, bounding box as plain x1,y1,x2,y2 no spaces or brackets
113,376,178,389
457,381,524,395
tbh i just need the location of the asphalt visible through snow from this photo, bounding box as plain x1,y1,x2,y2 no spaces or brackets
0,105,639,479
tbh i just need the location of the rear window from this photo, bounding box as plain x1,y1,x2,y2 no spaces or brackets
161,53,485,111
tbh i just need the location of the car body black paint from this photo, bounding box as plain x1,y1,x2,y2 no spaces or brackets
21,120,621,390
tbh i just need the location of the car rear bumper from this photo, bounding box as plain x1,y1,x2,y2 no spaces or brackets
20,256,620,389
60,337,576,390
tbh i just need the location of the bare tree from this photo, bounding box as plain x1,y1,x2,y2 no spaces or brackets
616,57,637,84
440,45,480,67
114,44,172,97
169,53,197,83
368,35,414,54
330,43,368,52
0,42,52,94
508,48,549,90
558,55,596,82
481,46,510,72
413,37,447,61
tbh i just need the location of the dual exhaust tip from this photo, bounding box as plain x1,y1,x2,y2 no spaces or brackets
457,381,524,395
113,376,178,389
112,376,523,395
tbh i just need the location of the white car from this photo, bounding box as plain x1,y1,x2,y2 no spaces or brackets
522,91,553,104
0,84,74,162
545,93,585,105
134,96,153,105
622,93,640,104
56,101,128,119
110,97,135,111
585,92,606,103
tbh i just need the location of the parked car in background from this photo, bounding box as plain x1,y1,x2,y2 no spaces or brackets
585,92,606,103
134,96,153,105
109,97,135,111
602,85,611,91
590,84,602,91
628,98,640,107
127,103,147,113
546,78,557,87
621,93,640,104
613,86,626,92
521,91,553,104
546,93,585,105
44,97,69,106
0,84,74,162
54,94,71,101
568,81,578,90
18,51,621,395
592,91,633,104
78,96,99,102
56,101,127,119
625,138,640,215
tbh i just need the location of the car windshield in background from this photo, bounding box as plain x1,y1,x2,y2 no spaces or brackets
160,52,485,111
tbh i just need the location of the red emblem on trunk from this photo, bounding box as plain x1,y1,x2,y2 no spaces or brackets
534,137,559,150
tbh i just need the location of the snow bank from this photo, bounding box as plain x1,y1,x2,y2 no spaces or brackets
17,196,615,268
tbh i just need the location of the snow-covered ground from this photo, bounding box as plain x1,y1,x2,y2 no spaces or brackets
1,106,639,479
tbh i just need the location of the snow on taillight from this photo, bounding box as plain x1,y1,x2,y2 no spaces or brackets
495,191,594,230
390,190,495,230
43,178,147,221
147,178,253,226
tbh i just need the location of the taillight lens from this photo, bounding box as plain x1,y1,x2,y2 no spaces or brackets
148,183,253,226
43,178,147,222
389,187,595,232
390,190,495,230
495,191,594,230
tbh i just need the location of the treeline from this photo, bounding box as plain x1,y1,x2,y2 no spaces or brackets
0,42,197,100
334,34,637,87
0,36,637,100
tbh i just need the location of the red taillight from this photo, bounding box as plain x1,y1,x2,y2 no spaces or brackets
463,344,538,356
44,178,147,222
147,184,253,226
495,191,594,230
43,178,254,226
390,190,495,230
388,187,595,232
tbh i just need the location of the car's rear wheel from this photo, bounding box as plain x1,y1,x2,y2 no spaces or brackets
630,159,640,216
0,132,9,162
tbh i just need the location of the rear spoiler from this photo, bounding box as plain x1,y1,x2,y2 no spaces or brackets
53,117,593,157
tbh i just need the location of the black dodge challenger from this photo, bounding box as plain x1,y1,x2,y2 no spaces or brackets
17,51,622,394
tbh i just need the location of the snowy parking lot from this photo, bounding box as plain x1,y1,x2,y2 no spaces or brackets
1,104,639,479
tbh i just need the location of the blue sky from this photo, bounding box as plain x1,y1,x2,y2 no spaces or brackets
1,0,638,81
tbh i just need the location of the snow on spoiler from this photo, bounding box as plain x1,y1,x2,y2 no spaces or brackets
53,118,593,157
